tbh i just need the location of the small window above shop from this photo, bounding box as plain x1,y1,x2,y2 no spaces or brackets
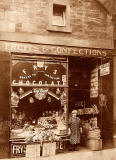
47,0,72,33
52,4,66,26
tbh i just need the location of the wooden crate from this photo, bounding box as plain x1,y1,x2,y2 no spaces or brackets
42,142,56,157
87,139,102,151
26,143,40,159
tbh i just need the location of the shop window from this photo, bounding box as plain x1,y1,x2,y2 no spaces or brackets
10,56,69,157
47,0,72,33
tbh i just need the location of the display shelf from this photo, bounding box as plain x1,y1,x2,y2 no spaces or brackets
10,136,69,143
10,138,25,142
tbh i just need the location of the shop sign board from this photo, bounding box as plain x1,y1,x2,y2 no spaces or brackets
12,60,67,87
11,143,26,157
100,63,110,76
56,141,65,153
0,41,112,57
90,67,98,98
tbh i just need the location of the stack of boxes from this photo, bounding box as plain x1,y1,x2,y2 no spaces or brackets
87,128,102,150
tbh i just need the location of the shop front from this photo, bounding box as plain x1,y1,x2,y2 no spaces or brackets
68,56,113,150
0,42,113,158
10,55,68,157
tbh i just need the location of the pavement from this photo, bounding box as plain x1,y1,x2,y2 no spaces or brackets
1,147,116,160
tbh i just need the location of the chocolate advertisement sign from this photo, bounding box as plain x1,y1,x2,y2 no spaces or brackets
12,60,67,87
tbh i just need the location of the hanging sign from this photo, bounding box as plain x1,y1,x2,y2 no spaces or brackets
34,88,48,100
100,62,110,76
90,67,98,98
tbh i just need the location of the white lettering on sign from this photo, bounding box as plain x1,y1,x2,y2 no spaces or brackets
26,80,30,85
63,81,66,86
12,80,66,87
44,73,60,80
33,65,38,70
51,81,55,86
59,142,64,150
45,81,48,85
39,81,42,85
32,80,36,85
53,70,57,74
19,80,23,85
100,63,110,76
33,88,48,93
12,144,26,155
13,145,20,154
12,80,16,84
57,81,60,85
22,69,26,74
45,65,48,70
90,67,98,98
62,75,66,82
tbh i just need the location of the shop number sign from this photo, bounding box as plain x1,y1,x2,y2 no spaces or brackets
11,143,26,157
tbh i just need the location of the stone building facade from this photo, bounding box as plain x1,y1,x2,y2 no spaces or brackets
0,0,114,49
0,0,115,158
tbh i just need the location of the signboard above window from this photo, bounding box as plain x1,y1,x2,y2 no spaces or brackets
47,0,72,33
11,60,67,87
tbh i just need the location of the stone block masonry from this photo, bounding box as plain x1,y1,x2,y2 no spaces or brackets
0,0,114,49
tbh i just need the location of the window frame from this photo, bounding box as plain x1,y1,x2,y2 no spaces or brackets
52,4,66,27
47,0,72,33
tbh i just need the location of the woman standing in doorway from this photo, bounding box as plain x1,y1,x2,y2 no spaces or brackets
69,110,81,151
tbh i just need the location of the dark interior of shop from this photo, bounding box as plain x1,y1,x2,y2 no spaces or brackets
68,56,113,148
68,56,99,111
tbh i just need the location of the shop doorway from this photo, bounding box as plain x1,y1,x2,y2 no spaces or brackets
68,56,113,150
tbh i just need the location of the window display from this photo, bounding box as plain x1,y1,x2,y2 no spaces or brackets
10,58,68,144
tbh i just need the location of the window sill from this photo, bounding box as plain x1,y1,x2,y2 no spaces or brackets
47,25,72,33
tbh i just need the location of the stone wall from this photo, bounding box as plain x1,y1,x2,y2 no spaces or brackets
97,0,115,14
114,15,116,42
0,0,114,49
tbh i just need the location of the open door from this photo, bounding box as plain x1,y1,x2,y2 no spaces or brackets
0,52,10,158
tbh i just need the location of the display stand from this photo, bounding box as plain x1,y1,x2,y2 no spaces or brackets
42,141,56,157
87,139,102,151
86,129,102,151
26,143,40,159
